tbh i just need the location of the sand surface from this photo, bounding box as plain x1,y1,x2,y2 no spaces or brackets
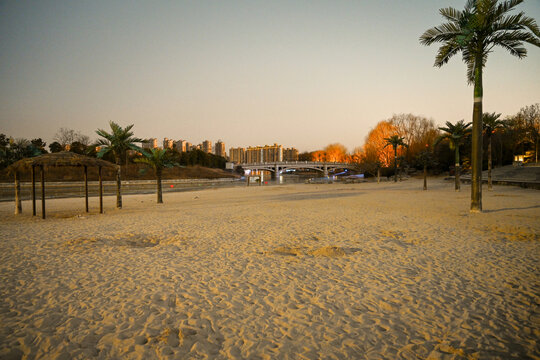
0,178,539,359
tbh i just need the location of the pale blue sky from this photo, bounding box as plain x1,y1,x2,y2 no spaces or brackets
1,0,539,152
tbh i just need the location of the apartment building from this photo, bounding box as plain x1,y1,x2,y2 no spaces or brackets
163,138,174,150
202,140,212,154
142,138,158,149
283,147,299,161
214,140,226,158
174,140,188,152
245,144,283,163
229,147,246,163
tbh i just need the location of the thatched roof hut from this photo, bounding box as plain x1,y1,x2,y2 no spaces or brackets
8,151,117,172
8,152,118,218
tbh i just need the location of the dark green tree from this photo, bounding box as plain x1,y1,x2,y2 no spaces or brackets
30,138,47,154
435,120,472,191
416,145,437,190
96,121,143,208
69,141,87,155
383,135,407,182
135,148,177,204
49,141,63,153
420,0,540,211
483,112,504,190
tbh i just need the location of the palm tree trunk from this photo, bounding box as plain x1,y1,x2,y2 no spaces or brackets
470,54,483,212
423,164,427,190
14,171,22,214
488,135,493,190
115,155,122,209
156,168,163,204
499,137,503,167
393,147,398,183
455,146,460,192
534,136,538,164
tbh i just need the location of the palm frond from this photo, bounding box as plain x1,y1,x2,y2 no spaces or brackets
464,0,477,13
494,0,524,20
419,22,462,45
96,147,111,159
491,30,540,55
440,7,462,22
434,41,462,67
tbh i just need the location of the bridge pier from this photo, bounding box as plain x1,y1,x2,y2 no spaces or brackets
323,163,328,178
271,164,279,180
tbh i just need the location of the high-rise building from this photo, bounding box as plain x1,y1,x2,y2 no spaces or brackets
263,143,283,162
202,140,212,154
245,146,263,163
283,147,299,161
142,138,158,149
214,140,226,158
175,140,188,152
163,138,174,150
245,144,283,163
186,142,192,151
229,147,245,163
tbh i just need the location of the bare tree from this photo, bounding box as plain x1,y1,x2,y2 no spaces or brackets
53,128,91,150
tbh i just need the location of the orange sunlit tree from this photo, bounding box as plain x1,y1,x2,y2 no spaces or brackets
324,143,349,162
362,121,400,167
309,143,351,163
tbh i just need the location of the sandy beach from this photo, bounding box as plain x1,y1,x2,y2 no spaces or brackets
0,178,538,359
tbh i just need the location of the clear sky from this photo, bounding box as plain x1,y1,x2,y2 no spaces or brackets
1,0,539,153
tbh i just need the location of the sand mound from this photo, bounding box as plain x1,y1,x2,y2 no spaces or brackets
309,246,346,257
63,233,186,250
271,246,304,256
489,225,539,241
154,328,183,348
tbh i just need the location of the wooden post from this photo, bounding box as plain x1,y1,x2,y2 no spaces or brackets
84,165,89,212
41,165,45,219
32,165,36,216
14,171,22,214
99,166,103,214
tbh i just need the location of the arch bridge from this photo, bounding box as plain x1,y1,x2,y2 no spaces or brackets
240,161,357,178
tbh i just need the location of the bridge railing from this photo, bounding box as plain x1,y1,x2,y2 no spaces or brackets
240,161,352,166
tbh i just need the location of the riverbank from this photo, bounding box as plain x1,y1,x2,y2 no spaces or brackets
0,178,538,359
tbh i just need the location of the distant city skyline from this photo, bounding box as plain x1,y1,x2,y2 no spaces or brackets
1,1,539,152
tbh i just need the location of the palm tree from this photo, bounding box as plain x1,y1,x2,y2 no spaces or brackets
420,0,540,211
435,120,472,191
135,148,177,203
483,112,504,190
384,135,407,182
96,121,143,208
416,145,435,191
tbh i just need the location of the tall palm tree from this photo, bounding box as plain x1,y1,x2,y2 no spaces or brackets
384,135,407,182
483,112,504,190
96,121,143,208
135,148,177,204
420,0,539,211
435,120,472,191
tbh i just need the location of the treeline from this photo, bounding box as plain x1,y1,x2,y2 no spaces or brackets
0,128,228,170
300,103,539,176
